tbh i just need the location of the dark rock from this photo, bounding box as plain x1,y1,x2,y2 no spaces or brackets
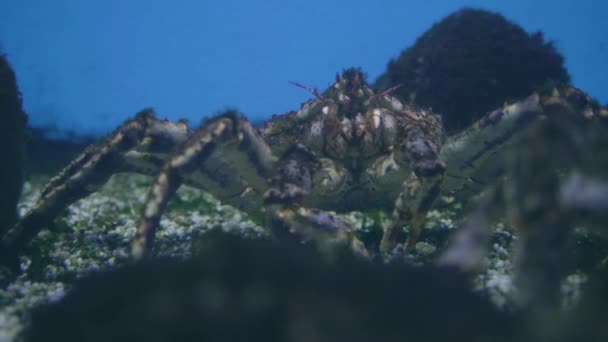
25,237,516,342
0,52,27,237
375,8,570,133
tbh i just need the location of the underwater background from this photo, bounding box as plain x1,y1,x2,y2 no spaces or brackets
1,1,608,341
0,0,606,137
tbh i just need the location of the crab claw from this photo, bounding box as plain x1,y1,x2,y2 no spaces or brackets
269,207,370,260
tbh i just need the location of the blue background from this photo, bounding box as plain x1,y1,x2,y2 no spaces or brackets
1,0,606,136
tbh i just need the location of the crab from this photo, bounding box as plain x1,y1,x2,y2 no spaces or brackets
1,68,607,272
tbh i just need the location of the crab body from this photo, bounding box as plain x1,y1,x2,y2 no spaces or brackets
258,70,444,213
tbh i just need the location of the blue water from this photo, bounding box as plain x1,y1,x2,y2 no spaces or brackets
0,0,606,138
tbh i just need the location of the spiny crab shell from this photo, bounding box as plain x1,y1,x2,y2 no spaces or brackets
259,68,445,213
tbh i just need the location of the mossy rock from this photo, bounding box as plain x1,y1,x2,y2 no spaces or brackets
0,53,27,236
375,7,570,132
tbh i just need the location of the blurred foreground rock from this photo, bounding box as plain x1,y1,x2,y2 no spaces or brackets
25,236,516,342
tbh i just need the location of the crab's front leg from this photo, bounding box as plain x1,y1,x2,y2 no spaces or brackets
263,145,369,259
129,117,232,259
379,122,446,256
130,114,276,260
268,206,369,259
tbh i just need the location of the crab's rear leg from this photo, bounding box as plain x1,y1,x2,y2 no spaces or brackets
0,110,191,270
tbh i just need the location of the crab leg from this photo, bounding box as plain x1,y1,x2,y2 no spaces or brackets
268,206,369,259
441,88,608,315
508,93,608,314
262,145,369,258
130,115,277,260
130,117,236,259
436,187,499,273
438,172,608,274
438,93,543,203
1,112,147,267
560,172,608,216
0,110,190,270
380,121,446,256
438,87,607,272
437,87,605,203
